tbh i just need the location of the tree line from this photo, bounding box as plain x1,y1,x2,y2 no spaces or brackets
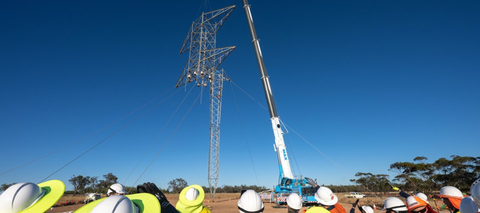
350,155,479,194
1,155,477,194
65,176,269,195
166,178,269,194
66,173,138,195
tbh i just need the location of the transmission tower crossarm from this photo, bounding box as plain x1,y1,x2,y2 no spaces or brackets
179,5,236,55
200,5,236,27
180,22,194,54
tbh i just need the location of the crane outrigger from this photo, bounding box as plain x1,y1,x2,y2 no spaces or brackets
241,0,318,205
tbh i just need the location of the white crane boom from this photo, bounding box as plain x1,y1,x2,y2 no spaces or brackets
241,0,294,180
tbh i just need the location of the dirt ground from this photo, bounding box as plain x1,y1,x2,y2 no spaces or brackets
47,193,450,213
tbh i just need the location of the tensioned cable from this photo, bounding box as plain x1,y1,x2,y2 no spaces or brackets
231,80,348,174
131,87,203,187
228,81,260,185
196,0,213,18
0,86,176,177
283,131,302,179
283,122,388,198
282,122,349,175
123,84,195,188
230,80,268,111
231,80,388,199
38,87,180,183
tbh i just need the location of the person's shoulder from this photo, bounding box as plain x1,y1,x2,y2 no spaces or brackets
306,206,330,213
332,204,347,213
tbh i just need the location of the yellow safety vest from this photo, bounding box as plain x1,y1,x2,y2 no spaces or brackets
306,206,331,213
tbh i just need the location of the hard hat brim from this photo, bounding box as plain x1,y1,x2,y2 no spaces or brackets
19,179,65,213
437,194,464,199
74,193,161,213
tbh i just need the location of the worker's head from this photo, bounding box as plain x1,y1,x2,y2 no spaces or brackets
108,183,127,197
176,184,206,213
314,186,338,207
237,189,264,213
437,186,463,210
360,206,374,213
0,180,65,213
185,187,200,200
471,178,480,209
286,193,302,211
92,195,138,213
406,196,427,213
460,196,479,213
75,194,160,213
382,197,407,213
415,192,429,203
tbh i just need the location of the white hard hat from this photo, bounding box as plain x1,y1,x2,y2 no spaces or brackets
460,196,479,213
0,180,64,213
415,193,429,203
108,183,127,196
406,196,427,211
361,206,374,213
472,178,480,208
382,197,407,212
237,190,264,213
185,187,200,201
0,182,45,213
472,179,480,189
287,193,303,210
91,195,138,213
75,193,160,213
314,187,338,206
438,186,463,198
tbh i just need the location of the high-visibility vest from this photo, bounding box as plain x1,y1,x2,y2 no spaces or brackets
306,206,331,213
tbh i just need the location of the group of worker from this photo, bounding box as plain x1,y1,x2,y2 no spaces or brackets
377,180,480,213
0,178,479,213
280,180,480,213
0,180,208,213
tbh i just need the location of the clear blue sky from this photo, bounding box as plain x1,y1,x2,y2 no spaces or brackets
1,0,479,191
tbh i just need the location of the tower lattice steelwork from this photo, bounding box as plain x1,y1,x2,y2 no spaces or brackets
176,5,236,199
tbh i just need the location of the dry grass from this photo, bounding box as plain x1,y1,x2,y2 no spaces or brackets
58,194,88,203
338,193,389,207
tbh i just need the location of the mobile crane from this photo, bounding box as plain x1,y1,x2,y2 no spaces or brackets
241,0,319,205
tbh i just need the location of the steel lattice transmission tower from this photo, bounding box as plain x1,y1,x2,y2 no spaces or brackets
176,5,236,199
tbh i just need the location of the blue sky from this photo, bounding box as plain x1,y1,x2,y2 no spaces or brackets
1,0,479,191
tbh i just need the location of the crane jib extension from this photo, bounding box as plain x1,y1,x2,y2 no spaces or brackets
241,0,318,204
